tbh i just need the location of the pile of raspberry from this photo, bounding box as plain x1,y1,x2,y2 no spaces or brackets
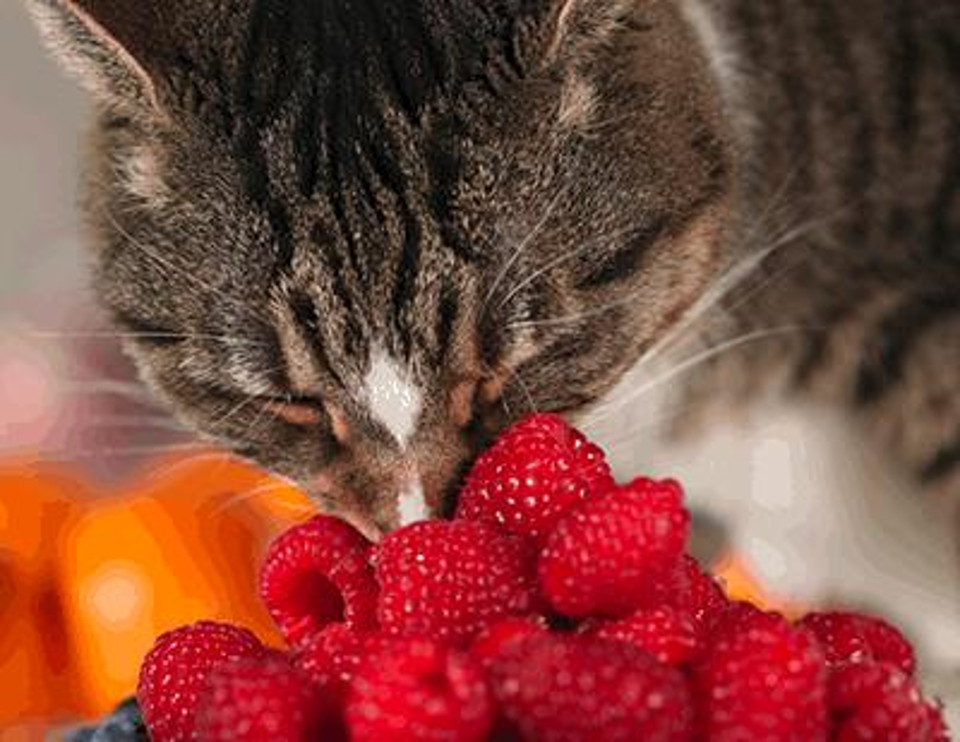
136,414,950,741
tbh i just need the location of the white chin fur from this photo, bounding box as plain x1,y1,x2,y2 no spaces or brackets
398,477,429,527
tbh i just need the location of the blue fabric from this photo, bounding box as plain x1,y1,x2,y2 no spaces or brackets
62,698,146,742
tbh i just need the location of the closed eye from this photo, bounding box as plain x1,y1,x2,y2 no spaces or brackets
265,398,326,427
266,397,351,444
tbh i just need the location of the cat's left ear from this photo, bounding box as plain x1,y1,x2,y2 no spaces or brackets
26,0,168,113
542,0,635,59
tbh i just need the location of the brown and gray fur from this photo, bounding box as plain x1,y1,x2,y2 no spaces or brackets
27,0,960,540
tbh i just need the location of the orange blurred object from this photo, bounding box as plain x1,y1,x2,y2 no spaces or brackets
712,551,804,620
0,465,88,724
0,453,317,729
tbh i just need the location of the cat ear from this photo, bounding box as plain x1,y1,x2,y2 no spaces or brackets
544,0,634,59
26,0,166,112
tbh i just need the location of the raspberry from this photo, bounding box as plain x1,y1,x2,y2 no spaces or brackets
672,555,730,633
829,662,947,741
260,515,378,648
346,636,494,742
374,520,538,644
799,611,917,677
488,633,693,741
195,655,344,741
293,623,380,701
926,704,953,742
585,605,703,665
538,478,690,618
693,612,829,741
456,413,614,545
469,616,550,666
136,621,266,742
707,601,771,644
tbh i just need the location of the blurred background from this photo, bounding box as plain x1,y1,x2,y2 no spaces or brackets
1,1,957,738
0,7,317,738
0,1,160,481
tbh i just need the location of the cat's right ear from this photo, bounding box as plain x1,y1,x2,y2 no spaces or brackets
26,0,166,114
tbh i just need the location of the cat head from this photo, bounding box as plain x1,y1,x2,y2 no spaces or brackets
30,0,733,537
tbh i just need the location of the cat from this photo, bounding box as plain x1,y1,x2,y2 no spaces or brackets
28,0,959,684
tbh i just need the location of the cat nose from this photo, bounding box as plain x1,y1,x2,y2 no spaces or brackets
335,473,431,540
336,510,390,543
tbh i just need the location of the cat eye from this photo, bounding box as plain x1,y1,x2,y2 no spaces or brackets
265,398,351,444
265,398,326,427
450,376,508,430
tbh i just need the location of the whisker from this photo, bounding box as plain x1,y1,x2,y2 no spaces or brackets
480,184,571,319
584,324,819,425
498,173,820,336
604,205,850,377
498,388,514,420
203,395,264,436
580,109,642,133
506,294,639,331
138,450,257,486
0,442,206,463
103,210,265,323
246,500,322,533
599,393,716,448
22,329,266,347
505,366,540,416
60,381,162,405
210,479,311,518
720,210,850,319
507,239,772,336
737,160,807,250
205,361,289,431
496,223,637,312
72,415,189,433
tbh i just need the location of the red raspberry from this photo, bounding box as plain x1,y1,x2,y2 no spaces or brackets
585,605,703,665
346,636,494,742
260,515,378,648
693,612,829,741
456,413,614,545
293,623,380,701
799,611,917,676
829,662,947,741
706,601,770,644
926,703,952,742
195,655,344,741
136,621,266,742
487,633,693,741
538,478,690,618
672,555,730,633
374,520,538,644
469,616,549,666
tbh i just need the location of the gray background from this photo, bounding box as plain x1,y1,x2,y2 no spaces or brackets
0,1,88,311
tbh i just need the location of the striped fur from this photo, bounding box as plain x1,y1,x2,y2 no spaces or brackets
29,0,959,537
683,0,960,501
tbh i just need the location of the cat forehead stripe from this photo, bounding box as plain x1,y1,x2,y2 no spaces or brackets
363,350,422,448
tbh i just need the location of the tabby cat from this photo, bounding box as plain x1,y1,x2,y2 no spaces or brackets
27,1,958,555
